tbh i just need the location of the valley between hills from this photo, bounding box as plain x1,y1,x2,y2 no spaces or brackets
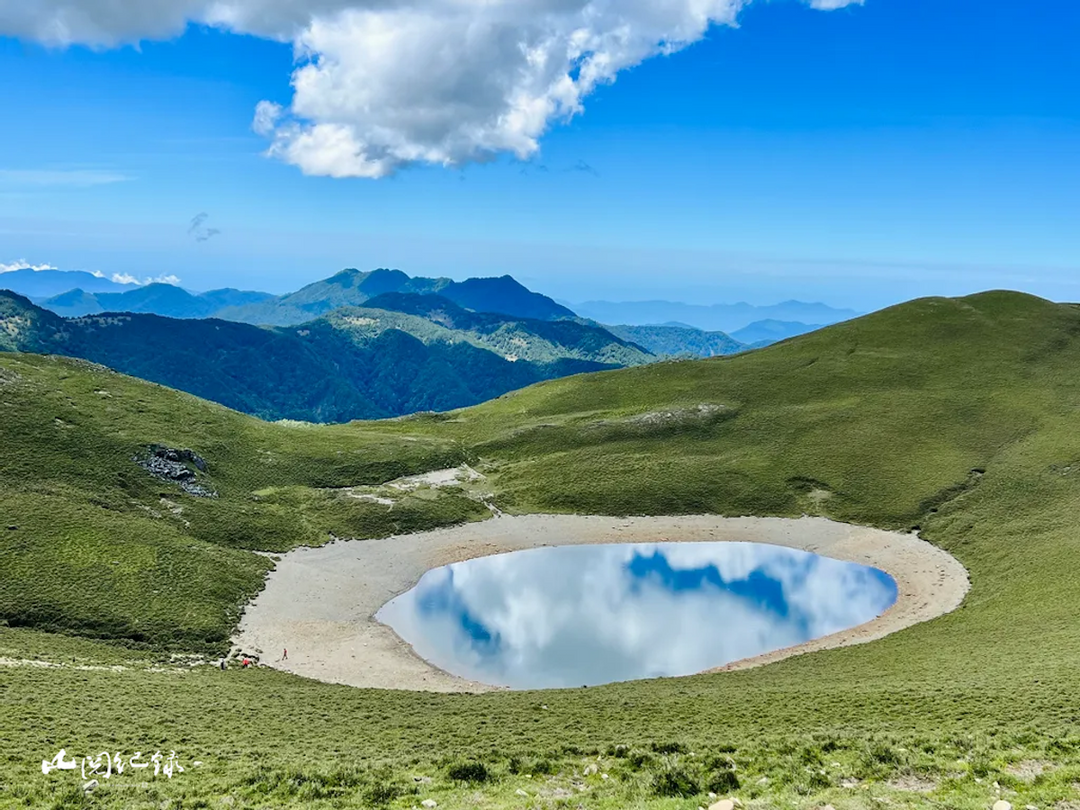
1,268,822,424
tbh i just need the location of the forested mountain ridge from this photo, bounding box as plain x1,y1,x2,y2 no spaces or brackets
0,290,639,421
215,268,576,325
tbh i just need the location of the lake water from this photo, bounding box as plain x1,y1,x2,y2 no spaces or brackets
376,542,897,690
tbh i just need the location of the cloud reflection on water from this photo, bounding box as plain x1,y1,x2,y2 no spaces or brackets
376,542,897,689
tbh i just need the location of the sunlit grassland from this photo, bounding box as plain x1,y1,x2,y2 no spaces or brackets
3,292,1080,808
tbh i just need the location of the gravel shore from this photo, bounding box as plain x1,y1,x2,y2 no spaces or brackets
234,514,969,692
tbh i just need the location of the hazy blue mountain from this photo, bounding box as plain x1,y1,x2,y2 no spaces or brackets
604,323,747,358
39,284,276,320
0,268,134,298
217,268,575,325
730,319,825,345
571,299,859,333
197,288,276,310
95,283,220,318
0,291,635,423
38,289,105,317
25,267,579,326
439,275,575,321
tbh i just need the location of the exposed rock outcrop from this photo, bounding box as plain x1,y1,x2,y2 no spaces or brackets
136,445,216,497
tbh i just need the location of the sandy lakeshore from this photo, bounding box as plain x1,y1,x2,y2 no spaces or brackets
234,514,969,692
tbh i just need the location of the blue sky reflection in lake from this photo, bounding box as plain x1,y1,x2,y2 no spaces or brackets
376,542,897,690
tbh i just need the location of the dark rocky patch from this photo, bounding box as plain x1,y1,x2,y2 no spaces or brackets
136,445,216,497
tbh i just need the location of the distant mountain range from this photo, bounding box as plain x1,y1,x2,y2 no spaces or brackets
729,319,826,345
0,290,648,422
604,323,746,358
570,298,859,333
0,268,136,297
10,267,577,325
41,284,275,319
0,266,860,421
2,267,842,347
215,268,576,325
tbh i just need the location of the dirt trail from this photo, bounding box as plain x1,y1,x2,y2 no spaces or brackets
234,514,969,693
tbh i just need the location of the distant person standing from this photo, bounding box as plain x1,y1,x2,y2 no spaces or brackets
282,648,288,661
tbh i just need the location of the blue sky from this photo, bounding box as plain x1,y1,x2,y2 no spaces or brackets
0,0,1077,310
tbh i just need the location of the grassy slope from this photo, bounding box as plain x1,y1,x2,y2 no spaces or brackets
3,291,1080,809
0,353,487,650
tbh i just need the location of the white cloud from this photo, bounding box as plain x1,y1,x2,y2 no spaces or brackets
0,1,863,177
0,169,131,187
257,2,752,178
808,0,864,8
252,100,283,137
110,272,182,286
0,261,58,273
0,1,203,47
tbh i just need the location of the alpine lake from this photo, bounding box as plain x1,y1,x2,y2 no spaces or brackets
377,542,897,690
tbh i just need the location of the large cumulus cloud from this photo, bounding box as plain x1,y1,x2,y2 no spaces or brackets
0,0,866,177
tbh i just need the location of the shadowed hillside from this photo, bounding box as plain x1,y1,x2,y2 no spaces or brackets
0,291,639,421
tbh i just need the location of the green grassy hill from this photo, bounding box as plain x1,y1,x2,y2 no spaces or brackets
4,290,1080,809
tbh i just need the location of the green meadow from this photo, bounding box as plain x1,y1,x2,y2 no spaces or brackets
3,290,1080,809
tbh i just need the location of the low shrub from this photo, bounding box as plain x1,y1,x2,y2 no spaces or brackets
707,768,740,794
363,781,405,807
447,761,490,783
651,766,699,798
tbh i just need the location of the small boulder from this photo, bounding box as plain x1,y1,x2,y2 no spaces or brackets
708,800,735,810
515,788,529,796
583,764,598,776
421,801,438,809
83,780,98,793
992,802,1012,810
